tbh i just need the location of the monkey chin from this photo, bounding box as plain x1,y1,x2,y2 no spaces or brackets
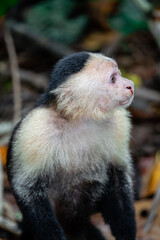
119,95,134,108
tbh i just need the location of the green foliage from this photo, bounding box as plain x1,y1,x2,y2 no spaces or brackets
109,0,149,35
0,78,12,92
25,0,88,44
121,69,142,87
0,0,19,17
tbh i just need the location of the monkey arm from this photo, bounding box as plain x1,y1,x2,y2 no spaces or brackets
7,122,67,240
97,166,136,240
12,177,66,240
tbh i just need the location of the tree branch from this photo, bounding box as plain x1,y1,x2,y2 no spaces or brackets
4,26,22,124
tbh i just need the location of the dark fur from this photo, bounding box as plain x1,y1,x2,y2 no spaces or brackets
15,178,66,240
98,166,136,240
35,52,89,107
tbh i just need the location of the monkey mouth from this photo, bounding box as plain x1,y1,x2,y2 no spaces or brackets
119,98,130,105
119,94,134,106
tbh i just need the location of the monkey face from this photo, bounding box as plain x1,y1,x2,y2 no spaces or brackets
97,60,134,111
52,53,134,120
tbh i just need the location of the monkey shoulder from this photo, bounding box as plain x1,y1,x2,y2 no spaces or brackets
11,107,65,171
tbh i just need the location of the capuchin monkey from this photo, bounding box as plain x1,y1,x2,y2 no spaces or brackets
7,52,136,240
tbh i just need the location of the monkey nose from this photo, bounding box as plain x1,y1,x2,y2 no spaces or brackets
126,86,134,95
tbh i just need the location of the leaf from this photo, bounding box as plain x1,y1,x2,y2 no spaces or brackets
0,0,19,17
25,0,88,44
109,0,148,35
121,69,142,87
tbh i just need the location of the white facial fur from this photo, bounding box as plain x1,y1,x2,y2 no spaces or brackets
51,53,134,120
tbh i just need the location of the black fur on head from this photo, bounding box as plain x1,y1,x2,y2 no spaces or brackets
35,52,90,107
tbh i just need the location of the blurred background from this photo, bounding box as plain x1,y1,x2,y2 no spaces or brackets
0,0,160,239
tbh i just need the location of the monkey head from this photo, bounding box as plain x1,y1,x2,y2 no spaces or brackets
50,52,134,120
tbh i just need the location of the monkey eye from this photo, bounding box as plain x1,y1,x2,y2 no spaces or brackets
110,74,116,84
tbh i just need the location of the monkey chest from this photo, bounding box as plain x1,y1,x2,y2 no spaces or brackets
51,175,105,215
55,122,123,173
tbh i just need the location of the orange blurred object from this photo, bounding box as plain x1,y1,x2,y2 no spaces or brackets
146,150,160,196
0,145,8,166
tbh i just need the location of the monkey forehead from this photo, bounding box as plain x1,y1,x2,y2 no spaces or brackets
87,53,118,72
96,60,118,72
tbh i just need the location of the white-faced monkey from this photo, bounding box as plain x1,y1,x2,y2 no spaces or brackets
7,52,136,240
